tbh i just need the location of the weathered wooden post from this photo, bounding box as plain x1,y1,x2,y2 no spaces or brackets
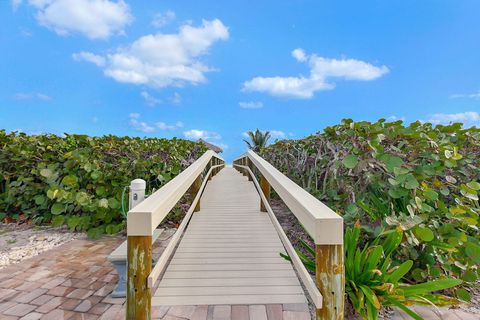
246,158,253,181
259,174,270,212
127,235,152,320
190,174,202,212
213,158,218,176
315,244,344,320
127,177,152,320
205,158,211,180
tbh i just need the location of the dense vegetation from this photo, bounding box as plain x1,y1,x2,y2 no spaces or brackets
262,119,479,316
0,130,206,237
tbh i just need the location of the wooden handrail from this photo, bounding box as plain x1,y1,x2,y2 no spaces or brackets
233,150,344,320
127,150,223,236
234,150,343,245
126,150,224,320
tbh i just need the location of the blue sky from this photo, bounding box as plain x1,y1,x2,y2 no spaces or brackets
1,1,479,162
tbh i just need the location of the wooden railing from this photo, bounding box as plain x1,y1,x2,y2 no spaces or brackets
233,150,344,320
126,150,224,320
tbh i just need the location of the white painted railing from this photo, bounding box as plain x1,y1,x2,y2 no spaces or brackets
126,150,224,319
233,150,344,320
234,150,343,244
127,150,223,235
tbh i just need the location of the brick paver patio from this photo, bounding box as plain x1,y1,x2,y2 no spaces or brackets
0,232,312,319
0,230,477,319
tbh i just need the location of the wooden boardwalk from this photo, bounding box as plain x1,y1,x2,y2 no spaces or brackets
153,167,307,306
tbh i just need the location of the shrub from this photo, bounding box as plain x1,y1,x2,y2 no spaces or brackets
0,130,206,237
262,119,479,290
282,223,463,320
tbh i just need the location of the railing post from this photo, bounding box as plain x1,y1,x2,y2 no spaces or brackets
315,244,344,320
129,179,146,210
190,174,202,212
246,158,253,181
259,175,270,212
127,235,152,320
208,159,213,180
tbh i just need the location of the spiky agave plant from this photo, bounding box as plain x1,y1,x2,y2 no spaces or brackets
243,129,271,152
281,223,463,320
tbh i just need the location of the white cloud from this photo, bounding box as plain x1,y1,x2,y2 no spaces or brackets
152,10,175,28
24,0,132,40
217,143,229,150
139,91,181,106
270,130,286,139
11,0,22,11
14,92,52,101
156,121,183,130
72,51,106,67
292,48,307,62
184,129,221,140
169,92,181,104
239,101,263,109
449,91,480,99
243,49,389,99
386,115,405,122
427,111,480,127
75,19,229,88
20,27,33,37
140,91,161,106
129,113,155,133
129,113,183,133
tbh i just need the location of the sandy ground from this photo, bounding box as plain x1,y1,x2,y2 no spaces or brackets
0,223,80,269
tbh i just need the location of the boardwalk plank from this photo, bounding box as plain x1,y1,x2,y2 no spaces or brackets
153,168,307,306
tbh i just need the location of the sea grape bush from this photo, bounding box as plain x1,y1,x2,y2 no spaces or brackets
282,223,463,319
0,130,206,237
261,119,480,289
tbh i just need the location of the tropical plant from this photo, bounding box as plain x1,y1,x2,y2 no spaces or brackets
0,130,206,237
281,224,463,320
345,224,462,319
243,129,271,152
262,119,480,284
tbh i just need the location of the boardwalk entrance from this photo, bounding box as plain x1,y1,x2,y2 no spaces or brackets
153,167,307,305
126,150,344,320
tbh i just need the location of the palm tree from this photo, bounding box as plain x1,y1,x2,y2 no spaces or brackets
243,129,271,152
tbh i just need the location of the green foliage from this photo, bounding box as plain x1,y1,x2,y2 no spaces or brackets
0,130,206,237
262,119,480,283
282,224,463,320
345,225,462,319
243,129,271,152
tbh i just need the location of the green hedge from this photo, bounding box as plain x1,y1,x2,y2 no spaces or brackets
0,130,206,237
261,119,480,286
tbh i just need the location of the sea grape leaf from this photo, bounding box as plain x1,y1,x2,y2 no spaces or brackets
342,155,359,169
51,203,65,215
415,227,434,242
465,243,480,264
